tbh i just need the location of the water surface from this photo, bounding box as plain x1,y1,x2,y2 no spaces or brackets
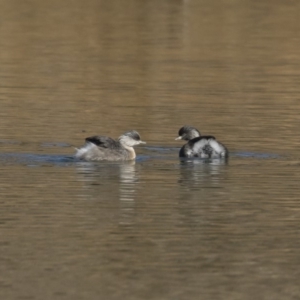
1,0,300,299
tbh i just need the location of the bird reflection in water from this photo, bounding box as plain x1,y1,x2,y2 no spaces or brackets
75,160,138,225
178,157,228,189
118,161,138,225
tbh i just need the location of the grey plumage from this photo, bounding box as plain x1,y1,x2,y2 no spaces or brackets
75,130,145,161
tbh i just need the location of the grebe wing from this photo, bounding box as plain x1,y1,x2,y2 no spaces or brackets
85,136,119,148
191,136,215,151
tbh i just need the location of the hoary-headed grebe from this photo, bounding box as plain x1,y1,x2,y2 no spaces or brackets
75,130,145,161
175,125,228,158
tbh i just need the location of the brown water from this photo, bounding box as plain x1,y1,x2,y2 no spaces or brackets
1,0,300,299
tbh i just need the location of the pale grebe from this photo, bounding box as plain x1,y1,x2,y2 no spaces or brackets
175,125,228,158
75,130,145,161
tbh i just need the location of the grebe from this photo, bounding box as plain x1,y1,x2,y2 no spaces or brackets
175,126,228,158
75,130,145,161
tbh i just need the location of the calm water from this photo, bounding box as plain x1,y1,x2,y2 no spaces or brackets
1,0,300,299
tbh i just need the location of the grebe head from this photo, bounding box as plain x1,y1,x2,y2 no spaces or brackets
175,126,201,141
118,130,146,147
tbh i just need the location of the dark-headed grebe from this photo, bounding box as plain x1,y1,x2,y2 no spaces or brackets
175,125,228,158
75,130,146,161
